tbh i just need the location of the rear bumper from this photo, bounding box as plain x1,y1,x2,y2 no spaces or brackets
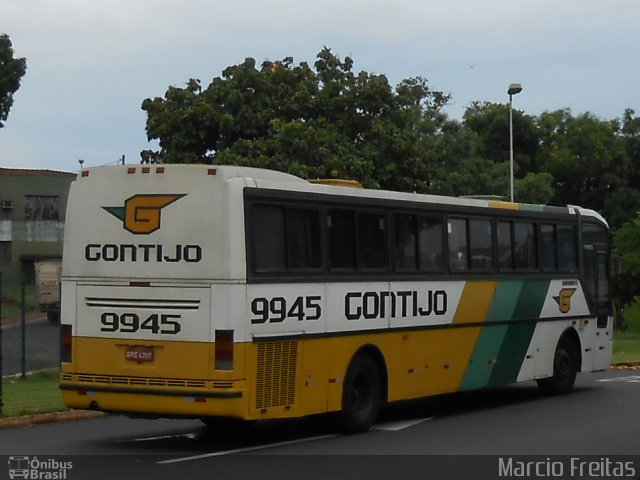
60,374,248,419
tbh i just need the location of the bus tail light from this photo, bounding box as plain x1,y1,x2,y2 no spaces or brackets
61,324,72,363
215,330,234,370
597,315,609,328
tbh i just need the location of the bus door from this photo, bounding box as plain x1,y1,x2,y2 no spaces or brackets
582,226,611,317
582,223,612,369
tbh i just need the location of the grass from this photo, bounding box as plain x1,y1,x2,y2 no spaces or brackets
0,370,67,418
612,297,640,363
0,283,38,319
613,331,640,363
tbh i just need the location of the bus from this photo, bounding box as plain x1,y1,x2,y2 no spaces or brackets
59,164,612,433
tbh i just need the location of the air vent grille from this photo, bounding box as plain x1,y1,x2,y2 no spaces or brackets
256,341,298,409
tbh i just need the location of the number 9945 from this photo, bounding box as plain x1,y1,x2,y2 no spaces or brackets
100,312,182,335
251,296,322,324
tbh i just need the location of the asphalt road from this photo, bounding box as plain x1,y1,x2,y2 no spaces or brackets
0,369,639,479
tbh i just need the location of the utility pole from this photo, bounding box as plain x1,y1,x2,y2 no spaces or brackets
508,83,523,202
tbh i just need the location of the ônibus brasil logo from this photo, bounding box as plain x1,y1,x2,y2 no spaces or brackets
103,194,185,234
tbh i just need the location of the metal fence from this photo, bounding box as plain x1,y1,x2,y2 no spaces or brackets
0,274,63,417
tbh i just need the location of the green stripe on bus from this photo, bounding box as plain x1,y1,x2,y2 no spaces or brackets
460,281,523,389
461,279,550,389
489,279,550,385
460,324,509,390
485,281,523,322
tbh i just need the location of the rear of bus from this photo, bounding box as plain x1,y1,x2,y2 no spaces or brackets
60,164,256,419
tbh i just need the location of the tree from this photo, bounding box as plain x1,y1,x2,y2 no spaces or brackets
463,101,539,172
612,214,640,311
141,48,450,190
515,172,555,205
537,110,630,219
0,34,27,128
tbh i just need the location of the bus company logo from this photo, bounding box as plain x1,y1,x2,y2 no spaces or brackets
8,456,73,479
553,287,576,314
102,194,185,234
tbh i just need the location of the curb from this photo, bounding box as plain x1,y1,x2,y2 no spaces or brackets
610,361,640,370
0,410,106,430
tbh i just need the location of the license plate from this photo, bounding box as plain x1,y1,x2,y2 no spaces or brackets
125,346,154,363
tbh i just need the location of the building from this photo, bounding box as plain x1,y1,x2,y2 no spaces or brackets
0,168,75,284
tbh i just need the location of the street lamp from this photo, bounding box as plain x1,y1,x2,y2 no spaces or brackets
508,83,522,202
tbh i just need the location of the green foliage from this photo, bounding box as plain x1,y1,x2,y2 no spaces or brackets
463,101,539,171
0,33,27,128
537,110,630,216
623,297,640,334
613,214,640,306
142,48,451,190
141,48,640,248
0,283,38,320
612,298,640,362
515,172,555,204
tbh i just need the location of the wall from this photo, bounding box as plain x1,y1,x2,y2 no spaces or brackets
0,169,75,284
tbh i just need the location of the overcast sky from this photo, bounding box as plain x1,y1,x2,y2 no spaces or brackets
1,0,638,173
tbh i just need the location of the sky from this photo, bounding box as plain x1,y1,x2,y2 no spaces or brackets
1,0,638,173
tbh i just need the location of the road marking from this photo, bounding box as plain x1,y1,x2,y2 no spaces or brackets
122,432,199,443
372,417,433,432
597,375,640,383
155,417,431,463
157,434,338,463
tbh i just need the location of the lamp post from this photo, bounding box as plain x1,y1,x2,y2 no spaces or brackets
508,83,522,202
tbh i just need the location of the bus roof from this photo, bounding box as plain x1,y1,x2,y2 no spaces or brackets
78,164,607,226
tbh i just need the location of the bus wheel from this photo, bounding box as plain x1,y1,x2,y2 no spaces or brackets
340,353,381,434
537,339,578,395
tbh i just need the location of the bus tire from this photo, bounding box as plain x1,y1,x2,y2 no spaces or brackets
340,353,381,434
537,338,578,395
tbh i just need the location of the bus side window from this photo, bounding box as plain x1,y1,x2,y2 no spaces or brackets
448,218,468,272
357,212,387,270
469,218,494,271
328,209,356,270
287,208,321,269
418,216,444,272
540,224,556,271
497,221,513,271
514,222,537,270
394,213,417,271
251,204,286,271
557,224,577,271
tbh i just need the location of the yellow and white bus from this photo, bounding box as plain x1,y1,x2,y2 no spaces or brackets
60,165,612,433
